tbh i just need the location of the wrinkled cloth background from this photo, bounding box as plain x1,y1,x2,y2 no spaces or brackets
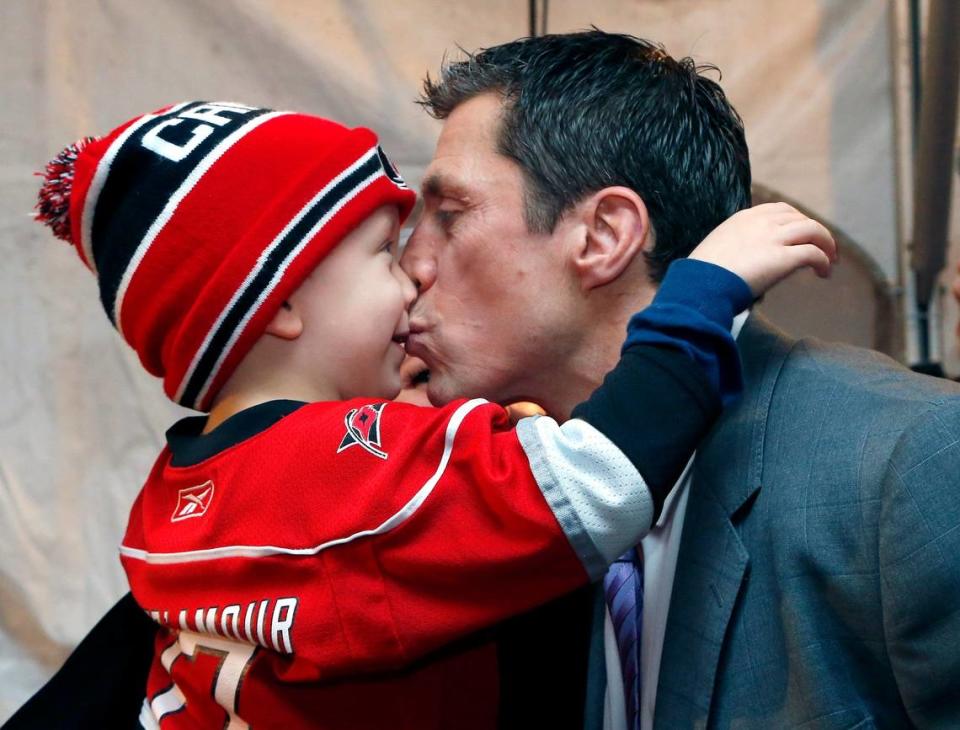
2,0,958,719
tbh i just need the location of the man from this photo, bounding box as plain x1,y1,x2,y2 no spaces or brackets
12,30,959,730
401,30,960,729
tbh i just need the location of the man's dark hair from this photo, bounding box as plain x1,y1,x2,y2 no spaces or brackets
420,30,752,281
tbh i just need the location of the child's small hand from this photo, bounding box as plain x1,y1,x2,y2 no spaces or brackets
689,203,837,297
505,402,546,425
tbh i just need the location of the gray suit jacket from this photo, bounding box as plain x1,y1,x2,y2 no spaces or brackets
598,314,960,729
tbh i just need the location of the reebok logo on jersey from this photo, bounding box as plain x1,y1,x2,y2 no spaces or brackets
171,480,215,522
337,403,388,460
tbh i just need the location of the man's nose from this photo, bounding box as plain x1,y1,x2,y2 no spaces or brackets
400,227,437,294
394,262,418,309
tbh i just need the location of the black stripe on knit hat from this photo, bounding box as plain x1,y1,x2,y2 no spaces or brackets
90,102,276,327
175,147,388,409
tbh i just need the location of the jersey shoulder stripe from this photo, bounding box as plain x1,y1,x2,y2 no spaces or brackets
120,398,488,565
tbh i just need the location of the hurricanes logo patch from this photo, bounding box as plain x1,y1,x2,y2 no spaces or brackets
171,480,215,522
338,403,388,460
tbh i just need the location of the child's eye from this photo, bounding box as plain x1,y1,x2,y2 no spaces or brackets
380,239,395,255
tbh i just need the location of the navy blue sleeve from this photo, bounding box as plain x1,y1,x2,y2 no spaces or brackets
623,258,753,406
571,258,752,519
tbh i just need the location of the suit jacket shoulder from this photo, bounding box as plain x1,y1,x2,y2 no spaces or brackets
656,314,960,729
783,327,960,411
769,325,960,728
746,315,960,503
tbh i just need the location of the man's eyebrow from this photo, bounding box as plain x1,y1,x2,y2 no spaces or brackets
422,173,470,201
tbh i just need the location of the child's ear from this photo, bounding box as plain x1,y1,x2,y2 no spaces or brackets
571,187,652,291
265,301,303,340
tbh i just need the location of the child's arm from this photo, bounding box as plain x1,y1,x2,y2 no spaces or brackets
571,201,836,514
121,204,834,679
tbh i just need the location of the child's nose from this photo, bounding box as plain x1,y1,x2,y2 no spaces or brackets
394,263,418,308
399,227,437,294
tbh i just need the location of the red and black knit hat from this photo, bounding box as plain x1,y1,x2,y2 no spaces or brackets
35,101,416,411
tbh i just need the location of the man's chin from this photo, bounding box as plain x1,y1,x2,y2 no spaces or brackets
425,374,461,408
426,382,453,407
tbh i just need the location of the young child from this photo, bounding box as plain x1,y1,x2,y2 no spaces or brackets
35,101,833,729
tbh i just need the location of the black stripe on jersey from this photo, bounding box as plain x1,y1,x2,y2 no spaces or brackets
93,102,272,324
177,150,384,408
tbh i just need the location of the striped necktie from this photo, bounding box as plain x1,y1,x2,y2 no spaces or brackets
604,546,643,730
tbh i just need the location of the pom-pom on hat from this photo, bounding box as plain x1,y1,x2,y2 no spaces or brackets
35,101,416,411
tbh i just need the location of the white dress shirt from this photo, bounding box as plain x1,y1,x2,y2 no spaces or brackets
602,311,748,730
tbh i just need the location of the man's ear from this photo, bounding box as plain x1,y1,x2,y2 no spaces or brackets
264,301,303,340
571,187,652,291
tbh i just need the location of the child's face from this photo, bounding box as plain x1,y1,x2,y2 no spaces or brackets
288,205,416,400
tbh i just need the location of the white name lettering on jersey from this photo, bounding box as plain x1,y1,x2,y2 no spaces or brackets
147,596,299,654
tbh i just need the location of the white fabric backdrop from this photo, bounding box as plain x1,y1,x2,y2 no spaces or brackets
2,0,957,719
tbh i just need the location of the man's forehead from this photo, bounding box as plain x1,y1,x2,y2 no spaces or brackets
423,123,522,200
440,92,504,142
424,95,505,172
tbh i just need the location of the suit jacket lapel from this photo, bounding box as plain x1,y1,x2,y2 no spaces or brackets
653,314,795,728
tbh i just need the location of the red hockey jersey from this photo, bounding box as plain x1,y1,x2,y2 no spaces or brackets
122,397,655,728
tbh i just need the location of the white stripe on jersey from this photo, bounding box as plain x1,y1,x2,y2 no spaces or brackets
121,402,654,581
516,415,653,581
120,398,488,565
